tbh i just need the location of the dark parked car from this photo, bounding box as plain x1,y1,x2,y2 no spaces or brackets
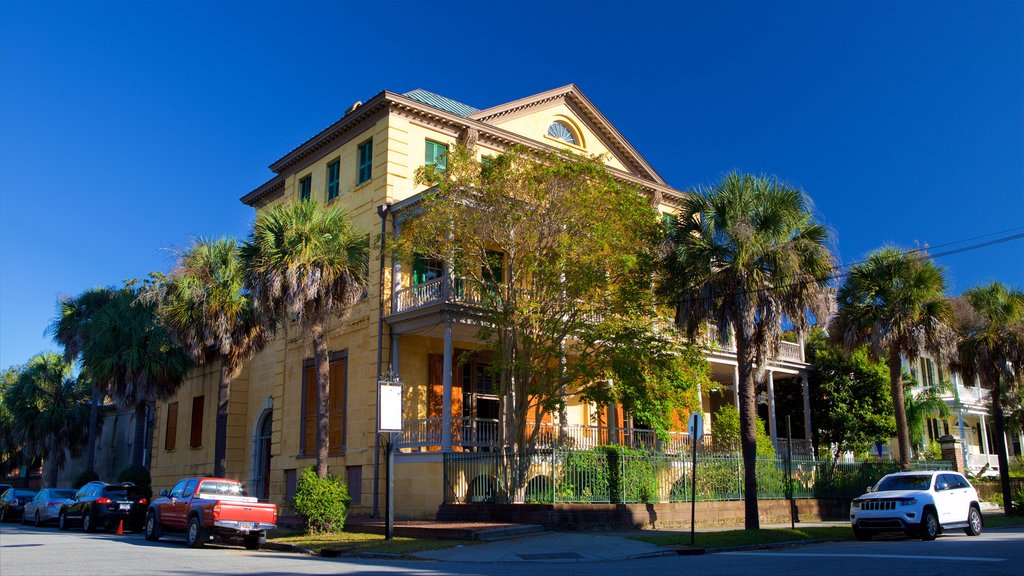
58,481,148,532
0,488,38,522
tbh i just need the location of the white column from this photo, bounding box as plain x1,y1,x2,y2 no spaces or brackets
801,374,812,443
767,371,777,444
732,365,740,410
979,415,990,457
441,317,453,451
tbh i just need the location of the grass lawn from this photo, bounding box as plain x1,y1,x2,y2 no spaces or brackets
631,526,854,549
982,512,1024,529
268,531,465,556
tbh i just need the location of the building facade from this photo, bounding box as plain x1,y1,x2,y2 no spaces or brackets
149,86,812,519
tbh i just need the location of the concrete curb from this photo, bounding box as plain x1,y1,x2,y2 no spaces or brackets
261,541,315,555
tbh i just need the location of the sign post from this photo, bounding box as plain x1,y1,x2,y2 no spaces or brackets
688,412,704,546
377,369,403,540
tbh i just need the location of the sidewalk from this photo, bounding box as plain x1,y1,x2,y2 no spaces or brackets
412,520,850,563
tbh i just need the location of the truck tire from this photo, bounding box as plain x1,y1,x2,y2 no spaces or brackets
186,515,207,548
144,510,163,542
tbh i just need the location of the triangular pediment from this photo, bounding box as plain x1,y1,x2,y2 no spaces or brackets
468,84,666,185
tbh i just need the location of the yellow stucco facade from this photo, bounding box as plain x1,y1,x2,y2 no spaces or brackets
150,85,806,520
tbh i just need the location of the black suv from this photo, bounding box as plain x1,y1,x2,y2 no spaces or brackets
58,481,148,532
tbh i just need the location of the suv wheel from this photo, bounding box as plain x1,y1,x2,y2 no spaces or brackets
143,511,162,542
82,512,94,533
185,515,207,548
58,511,69,531
34,511,41,527
965,506,983,536
920,509,939,541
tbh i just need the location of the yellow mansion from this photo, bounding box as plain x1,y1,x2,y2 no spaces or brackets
149,85,813,519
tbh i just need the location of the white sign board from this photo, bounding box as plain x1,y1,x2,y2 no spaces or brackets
378,383,403,433
688,412,705,442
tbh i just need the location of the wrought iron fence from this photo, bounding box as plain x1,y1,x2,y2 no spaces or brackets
443,448,952,505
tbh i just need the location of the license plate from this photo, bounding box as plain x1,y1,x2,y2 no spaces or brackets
239,522,254,530
119,503,131,510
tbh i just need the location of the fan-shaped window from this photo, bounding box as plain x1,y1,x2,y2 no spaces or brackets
546,121,579,146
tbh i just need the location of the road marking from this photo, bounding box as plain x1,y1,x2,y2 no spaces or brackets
722,552,1005,563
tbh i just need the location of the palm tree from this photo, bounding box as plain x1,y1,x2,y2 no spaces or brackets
953,282,1024,513
830,248,956,471
7,353,90,486
80,286,192,467
152,238,271,477
661,173,834,530
48,287,118,473
902,374,950,458
0,365,24,478
241,201,368,478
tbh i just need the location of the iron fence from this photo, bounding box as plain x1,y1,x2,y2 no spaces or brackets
442,448,952,504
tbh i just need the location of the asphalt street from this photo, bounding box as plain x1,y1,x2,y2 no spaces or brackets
1,522,1022,576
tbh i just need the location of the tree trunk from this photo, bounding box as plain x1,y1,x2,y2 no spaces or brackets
86,383,99,473
990,378,1013,514
213,360,232,478
311,321,331,478
888,351,912,471
132,401,147,468
734,326,760,530
48,446,60,487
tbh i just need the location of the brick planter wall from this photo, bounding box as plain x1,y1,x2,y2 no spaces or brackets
437,498,852,530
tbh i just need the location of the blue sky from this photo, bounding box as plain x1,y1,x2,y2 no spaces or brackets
2,0,1022,368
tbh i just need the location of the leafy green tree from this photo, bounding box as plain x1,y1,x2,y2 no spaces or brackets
48,287,118,473
242,201,368,478
400,145,667,456
0,365,24,477
953,282,1024,512
80,285,192,467
149,238,271,477
661,173,834,530
7,353,90,486
902,372,950,458
805,331,896,462
830,248,955,470
710,404,775,457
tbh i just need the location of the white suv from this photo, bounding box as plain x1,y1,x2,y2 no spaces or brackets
850,471,983,541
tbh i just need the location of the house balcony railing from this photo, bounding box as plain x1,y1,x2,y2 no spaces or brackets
393,276,489,314
703,326,805,363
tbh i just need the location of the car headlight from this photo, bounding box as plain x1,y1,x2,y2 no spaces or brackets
898,498,917,506
851,500,861,509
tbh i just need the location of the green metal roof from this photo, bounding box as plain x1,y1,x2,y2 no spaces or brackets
403,89,479,117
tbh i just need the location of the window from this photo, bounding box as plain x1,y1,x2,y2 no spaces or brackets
190,395,205,448
299,175,312,202
425,140,448,171
357,139,373,184
346,466,362,503
164,402,178,451
483,250,504,285
301,353,347,456
326,160,340,201
412,253,444,285
169,479,188,498
919,358,936,388
546,121,578,145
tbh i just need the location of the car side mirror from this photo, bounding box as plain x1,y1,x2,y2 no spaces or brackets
160,489,168,497
865,486,873,493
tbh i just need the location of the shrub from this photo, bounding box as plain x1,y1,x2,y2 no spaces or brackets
558,449,609,502
601,446,660,503
1012,487,1024,516
292,466,350,534
116,465,152,500
73,469,100,489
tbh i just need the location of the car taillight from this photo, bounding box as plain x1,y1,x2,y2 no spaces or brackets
96,497,112,505
212,502,221,521
138,498,147,505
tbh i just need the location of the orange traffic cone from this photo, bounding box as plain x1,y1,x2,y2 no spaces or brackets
116,520,124,535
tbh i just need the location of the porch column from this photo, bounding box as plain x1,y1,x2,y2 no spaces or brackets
732,365,740,410
767,370,777,444
801,373,812,443
390,333,400,376
391,221,401,314
957,407,969,469
441,317,453,451
979,415,990,458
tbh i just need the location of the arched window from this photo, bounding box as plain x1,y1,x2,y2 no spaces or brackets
546,121,579,146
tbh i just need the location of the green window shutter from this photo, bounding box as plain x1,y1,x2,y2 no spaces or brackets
358,140,373,184
299,175,312,202
327,161,340,200
484,250,503,284
413,253,427,285
425,141,448,171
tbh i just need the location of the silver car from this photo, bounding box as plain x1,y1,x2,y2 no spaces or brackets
22,488,77,527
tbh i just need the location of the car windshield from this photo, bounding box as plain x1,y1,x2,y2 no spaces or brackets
50,489,76,499
876,474,932,491
14,490,36,498
197,481,246,497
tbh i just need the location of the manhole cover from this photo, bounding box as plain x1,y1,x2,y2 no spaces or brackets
517,551,584,560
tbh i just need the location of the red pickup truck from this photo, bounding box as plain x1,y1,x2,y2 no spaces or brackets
144,477,277,549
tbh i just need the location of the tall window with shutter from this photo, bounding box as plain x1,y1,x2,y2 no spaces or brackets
164,402,178,451
190,396,204,448
301,353,347,456
326,159,340,201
